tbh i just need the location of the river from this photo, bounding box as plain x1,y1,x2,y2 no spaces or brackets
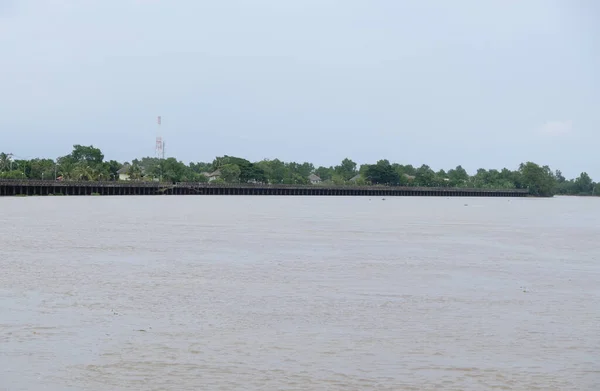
1,195,598,390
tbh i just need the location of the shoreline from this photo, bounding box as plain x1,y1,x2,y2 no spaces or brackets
0,179,528,198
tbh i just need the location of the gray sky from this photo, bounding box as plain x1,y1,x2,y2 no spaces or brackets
1,0,598,178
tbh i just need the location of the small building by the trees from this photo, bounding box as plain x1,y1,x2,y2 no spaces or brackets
308,174,322,184
117,164,130,181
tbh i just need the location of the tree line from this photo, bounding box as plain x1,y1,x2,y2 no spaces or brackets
0,145,597,197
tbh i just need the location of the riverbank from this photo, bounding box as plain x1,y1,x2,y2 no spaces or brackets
0,180,529,197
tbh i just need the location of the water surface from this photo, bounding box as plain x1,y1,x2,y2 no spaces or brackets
1,196,599,390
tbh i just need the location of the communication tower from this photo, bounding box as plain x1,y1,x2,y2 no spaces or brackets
155,115,164,159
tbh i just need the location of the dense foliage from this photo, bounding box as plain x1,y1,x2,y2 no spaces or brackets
0,145,597,197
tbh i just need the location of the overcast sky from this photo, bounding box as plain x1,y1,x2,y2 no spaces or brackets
1,0,598,178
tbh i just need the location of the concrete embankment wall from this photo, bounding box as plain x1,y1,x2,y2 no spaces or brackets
0,180,529,197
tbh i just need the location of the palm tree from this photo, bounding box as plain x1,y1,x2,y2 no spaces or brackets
73,165,95,181
0,153,9,172
127,164,143,181
58,160,77,180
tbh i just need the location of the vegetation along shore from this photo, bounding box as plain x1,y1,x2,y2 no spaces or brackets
1,145,597,198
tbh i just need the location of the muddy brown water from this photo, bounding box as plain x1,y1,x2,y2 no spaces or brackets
1,196,598,390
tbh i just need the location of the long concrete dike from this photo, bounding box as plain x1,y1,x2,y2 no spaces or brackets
0,180,529,197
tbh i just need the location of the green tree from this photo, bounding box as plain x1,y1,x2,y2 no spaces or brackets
189,162,213,173
498,168,519,188
211,156,231,171
67,145,104,166
0,170,25,179
415,164,436,187
331,174,346,185
127,164,143,181
447,165,469,186
160,158,197,183
365,160,400,185
358,164,370,176
3,147,598,198
256,159,287,184
0,153,11,172
73,165,92,181
57,158,77,180
334,158,357,181
103,160,121,181
25,158,57,179
574,172,593,194
518,162,556,197
212,156,266,183
352,176,368,186
315,166,334,181
401,164,417,176
220,164,241,183
289,173,309,185
285,162,313,183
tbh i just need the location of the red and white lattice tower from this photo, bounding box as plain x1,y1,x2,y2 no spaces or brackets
155,115,164,159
